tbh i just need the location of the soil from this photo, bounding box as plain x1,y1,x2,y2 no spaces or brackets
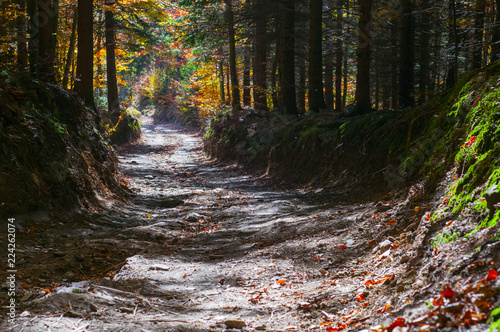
1,118,498,331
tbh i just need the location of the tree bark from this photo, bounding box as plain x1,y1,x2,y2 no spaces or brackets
492,0,500,62
27,0,38,75
74,0,95,108
399,0,415,108
62,6,77,88
355,0,372,114
38,0,55,81
105,2,120,122
472,0,485,69
308,0,326,112
418,0,430,104
218,59,225,104
225,0,240,112
15,0,28,72
242,53,251,107
252,0,268,112
446,0,458,89
280,0,297,115
335,0,343,112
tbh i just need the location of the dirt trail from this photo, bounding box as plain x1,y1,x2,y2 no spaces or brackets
3,119,451,331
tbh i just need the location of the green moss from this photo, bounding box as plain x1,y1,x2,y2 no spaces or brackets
430,230,460,248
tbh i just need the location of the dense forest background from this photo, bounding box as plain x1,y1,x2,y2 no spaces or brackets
1,0,499,122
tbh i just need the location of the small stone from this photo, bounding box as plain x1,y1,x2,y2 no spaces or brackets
400,255,411,264
255,325,267,330
378,240,392,254
145,175,154,179
368,239,377,247
186,216,198,223
224,319,247,329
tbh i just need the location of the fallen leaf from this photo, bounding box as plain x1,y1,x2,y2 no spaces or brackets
376,304,391,313
42,288,51,293
387,219,397,225
441,285,455,298
145,214,152,218
277,279,286,285
355,293,364,301
387,317,405,332
30,226,35,233
487,269,498,280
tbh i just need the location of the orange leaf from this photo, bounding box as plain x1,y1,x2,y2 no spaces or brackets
487,269,498,280
387,219,397,225
30,226,35,233
387,317,405,332
42,288,51,293
355,293,364,301
376,304,391,313
362,301,370,308
277,279,286,285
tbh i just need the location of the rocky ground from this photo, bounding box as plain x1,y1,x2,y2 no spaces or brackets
1,117,498,331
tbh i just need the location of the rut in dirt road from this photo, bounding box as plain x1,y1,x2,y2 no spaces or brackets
7,119,414,332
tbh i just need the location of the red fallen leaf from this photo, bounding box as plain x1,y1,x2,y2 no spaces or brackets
432,295,443,307
441,285,455,298
487,269,498,280
313,258,320,261
425,214,431,221
387,317,406,332
30,226,35,233
326,324,346,331
277,279,287,285
362,301,370,308
339,246,346,250
387,219,397,226
355,293,364,301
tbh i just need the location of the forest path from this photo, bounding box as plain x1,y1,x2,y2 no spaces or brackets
6,118,413,331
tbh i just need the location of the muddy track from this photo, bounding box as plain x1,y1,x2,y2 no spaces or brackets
3,118,473,331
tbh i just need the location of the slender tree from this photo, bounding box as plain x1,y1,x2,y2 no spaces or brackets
335,0,343,112
253,0,268,112
62,6,77,88
355,0,372,114
105,1,120,122
38,0,55,81
492,0,500,62
280,0,297,115
225,0,240,112
399,0,415,108
15,0,28,72
308,0,326,112
472,0,486,69
74,0,95,108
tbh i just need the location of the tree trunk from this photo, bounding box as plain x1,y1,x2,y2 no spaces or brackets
242,53,251,107
308,0,326,112
62,6,77,88
324,5,334,111
355,0,372,114
225,0,240,112
472,0,485,68
74,0,95,108
105,2,120,123
253,0,268,112
16,0,28,72
297,58,306,114
399,0,415,108
492,0,500,62
38,0,55,81
390,21,398,109
218,59,225,104
226,60,231,103
280,0,297,115
446,0,458,88
27,0,38,75
418,0,430,104
335,0,343,112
